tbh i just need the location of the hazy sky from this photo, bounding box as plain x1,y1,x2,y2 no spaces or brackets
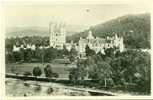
4,3,150,27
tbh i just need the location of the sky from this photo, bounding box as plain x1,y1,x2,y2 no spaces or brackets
4,3,151,27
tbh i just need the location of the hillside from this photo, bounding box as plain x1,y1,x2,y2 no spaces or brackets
6,25,89,38
67,13,150,49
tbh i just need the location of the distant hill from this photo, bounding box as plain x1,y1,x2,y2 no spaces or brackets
67,13,150,49
6,25,89,38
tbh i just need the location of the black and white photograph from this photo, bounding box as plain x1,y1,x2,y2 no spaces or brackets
1,0,151,98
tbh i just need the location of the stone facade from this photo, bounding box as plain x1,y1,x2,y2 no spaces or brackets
49,22,66,49
13,26,124,56
78,31,124,54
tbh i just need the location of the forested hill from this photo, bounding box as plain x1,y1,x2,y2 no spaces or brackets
67,13,150,49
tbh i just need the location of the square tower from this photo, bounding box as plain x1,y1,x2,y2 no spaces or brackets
49,22,66,49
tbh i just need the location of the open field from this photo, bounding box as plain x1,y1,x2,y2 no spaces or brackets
6,63,76,78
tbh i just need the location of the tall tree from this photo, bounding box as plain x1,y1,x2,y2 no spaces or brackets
97,61,113,87
44,64,53,78
85,45,95,57
32,66,42,77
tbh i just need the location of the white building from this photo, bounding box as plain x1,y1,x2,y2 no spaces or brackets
78,31,124,54
49,22,66,49
13,44,36,51
13,45,20,52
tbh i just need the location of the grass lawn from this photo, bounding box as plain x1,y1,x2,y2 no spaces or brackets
6,63,76,78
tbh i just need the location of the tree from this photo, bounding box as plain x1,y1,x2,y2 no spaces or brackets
44,64,53,77
32,66,42,77
44,47,58,62
88,63,99,80
69,68,78,84
110,50,151,93
85,45,95,57
132,51,151,92
69,55,75,62
44,64,59,78
88,60,113,87
12,50,24,62
70,45,78,56
69,46,78,62
69,59,88,84
111,56,125,85
24,48,32,62
97,61,113,87
63,45,69,56
104,47,115,58
77,60,88,82
35,48,43,62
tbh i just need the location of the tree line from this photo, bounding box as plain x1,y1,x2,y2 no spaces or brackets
23,64,59,79
6,41,78,63
69,46,150,94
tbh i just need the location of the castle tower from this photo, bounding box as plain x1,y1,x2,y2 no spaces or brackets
119,37,124,52
113,34,119,47
49,22,66,49
49,22,55,47
113,34,124,52
87,31,94,40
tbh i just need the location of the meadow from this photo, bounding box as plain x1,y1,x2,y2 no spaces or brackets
6,63,76,78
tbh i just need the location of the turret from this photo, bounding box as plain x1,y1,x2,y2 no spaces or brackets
119,37,124,52
87,31,94,40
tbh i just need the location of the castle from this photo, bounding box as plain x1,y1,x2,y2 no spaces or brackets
13,22,124,55
78,31,124,54
48,22,124,54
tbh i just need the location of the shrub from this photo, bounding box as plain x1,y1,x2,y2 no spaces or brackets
32,66,42,77
44,64,53,77
44,64,59,78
